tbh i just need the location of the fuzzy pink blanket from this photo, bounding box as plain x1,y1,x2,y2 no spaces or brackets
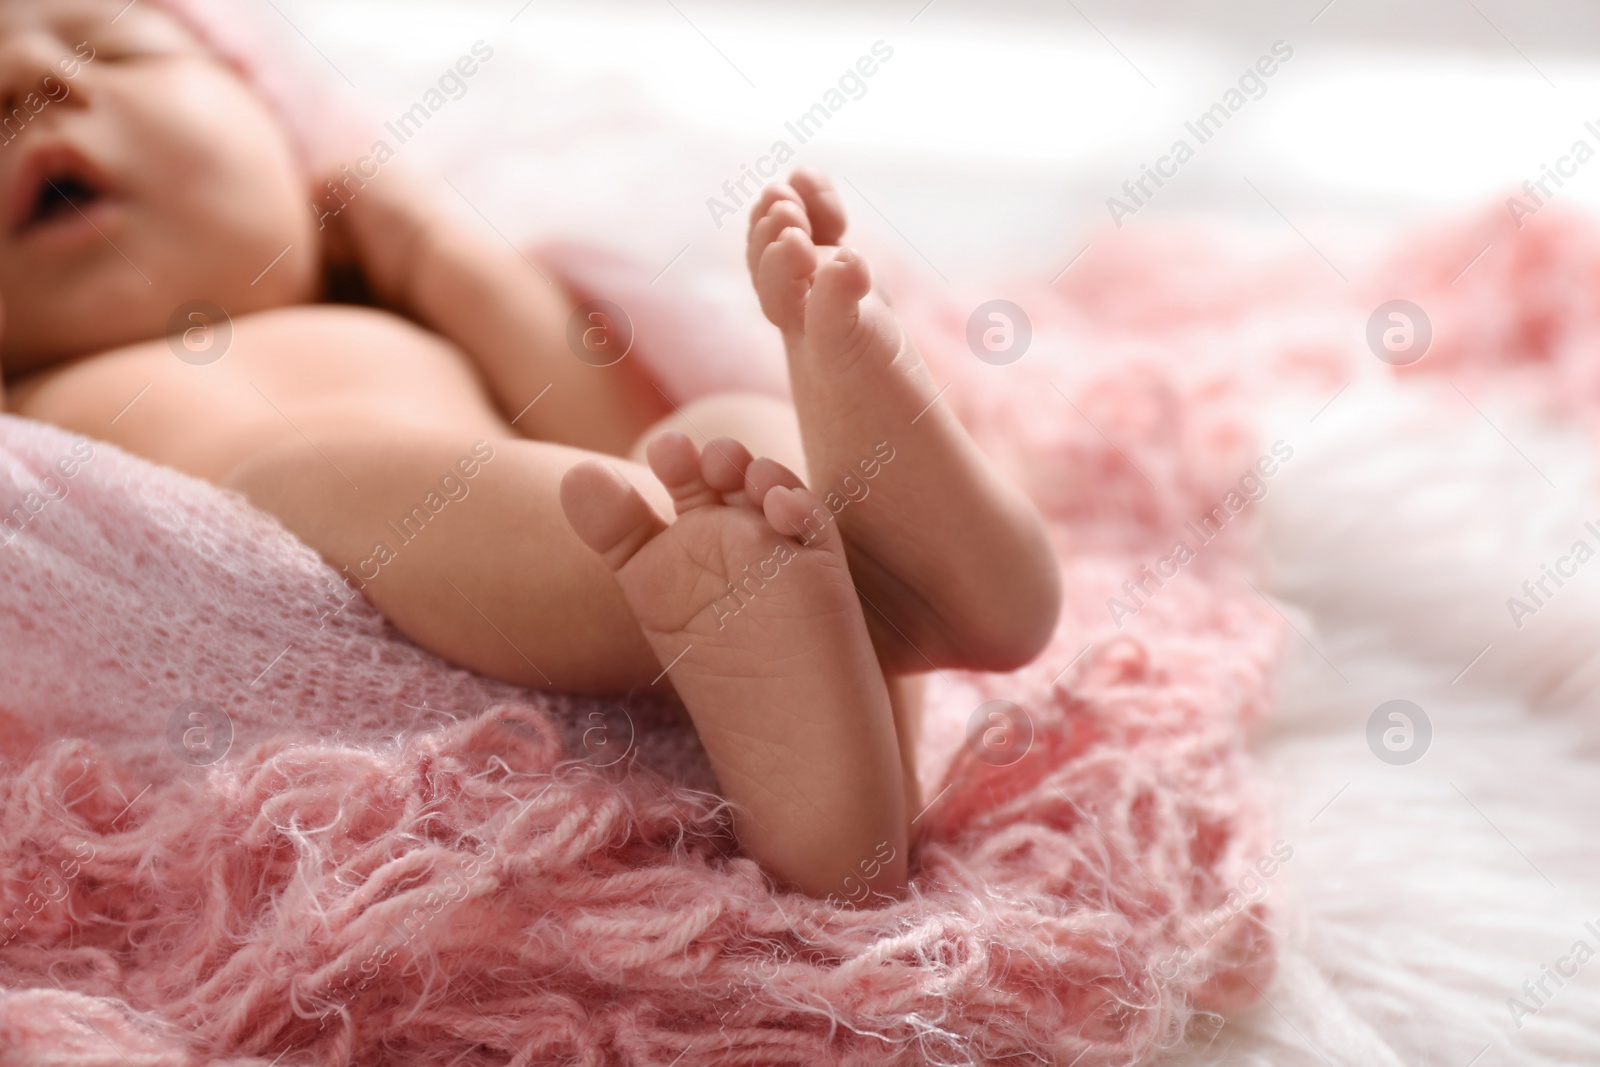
17,192,1533,1062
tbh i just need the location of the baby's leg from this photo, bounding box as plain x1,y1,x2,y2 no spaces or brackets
222,404,917,895
627,391,805,475
217,385,819,687
749,170,1063,674
222,420,679,694
562,434,909,900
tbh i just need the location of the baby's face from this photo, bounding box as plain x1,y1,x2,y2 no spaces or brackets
0,0,320,375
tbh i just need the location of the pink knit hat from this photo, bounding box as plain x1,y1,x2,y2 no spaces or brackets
145,0,372,173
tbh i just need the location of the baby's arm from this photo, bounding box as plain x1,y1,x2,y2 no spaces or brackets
328,171,664,456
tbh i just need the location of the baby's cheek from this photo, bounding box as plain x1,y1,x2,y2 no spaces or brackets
125,64,321,308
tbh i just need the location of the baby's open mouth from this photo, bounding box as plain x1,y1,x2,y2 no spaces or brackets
29,176,100,225
10,148,113,237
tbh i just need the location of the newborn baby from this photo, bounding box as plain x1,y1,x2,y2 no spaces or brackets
0,0,1061,904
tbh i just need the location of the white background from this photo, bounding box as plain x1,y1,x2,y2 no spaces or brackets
278,0,1600,287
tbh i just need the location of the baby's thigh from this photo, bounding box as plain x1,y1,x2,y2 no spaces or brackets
629,392,804,477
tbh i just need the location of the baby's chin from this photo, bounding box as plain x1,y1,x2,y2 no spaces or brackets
2,300,183,375
2,245,322,374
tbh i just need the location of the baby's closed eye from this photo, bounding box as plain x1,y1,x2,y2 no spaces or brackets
54,9,208,67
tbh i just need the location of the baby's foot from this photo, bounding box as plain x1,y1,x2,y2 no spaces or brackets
748,169,1061,673
559,433,908,902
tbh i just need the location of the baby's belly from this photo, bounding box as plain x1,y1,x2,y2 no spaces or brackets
8,307,507,483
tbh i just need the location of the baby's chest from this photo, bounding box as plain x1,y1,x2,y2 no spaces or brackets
9,306,499,480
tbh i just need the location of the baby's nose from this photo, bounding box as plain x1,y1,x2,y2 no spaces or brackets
0,32,81,119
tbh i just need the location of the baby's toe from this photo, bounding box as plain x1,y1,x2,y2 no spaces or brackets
645,432,721,515
764,483,843,554
803,247,877,350
700,437,756,500
813,247,873,309
742,456,806,509
747,196,811,280
755,227,818,334
746,184,808,244
559,461,667,572
789,168,848,246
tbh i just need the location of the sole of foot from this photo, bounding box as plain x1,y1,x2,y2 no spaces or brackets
560,431,909,902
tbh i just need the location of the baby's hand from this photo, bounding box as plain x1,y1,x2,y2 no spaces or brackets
315,163,447,311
